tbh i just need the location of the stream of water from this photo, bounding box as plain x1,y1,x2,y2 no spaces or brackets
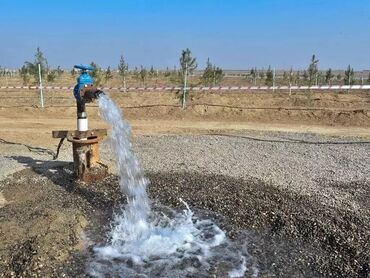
88,94,249,277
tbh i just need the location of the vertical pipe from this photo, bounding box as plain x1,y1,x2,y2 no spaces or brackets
5,71,8,96
38,63,44,108
182,62,188,109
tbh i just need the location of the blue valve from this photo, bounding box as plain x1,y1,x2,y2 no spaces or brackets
73,64,94,102
74,64,94,71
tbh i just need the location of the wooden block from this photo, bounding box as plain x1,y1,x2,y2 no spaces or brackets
52,129,107,139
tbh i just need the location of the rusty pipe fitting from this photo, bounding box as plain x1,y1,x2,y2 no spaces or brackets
80,85,104,103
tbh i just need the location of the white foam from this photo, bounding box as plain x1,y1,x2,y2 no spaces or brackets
228,256,247,278
89,94,248,277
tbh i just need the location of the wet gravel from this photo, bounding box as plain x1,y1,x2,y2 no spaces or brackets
147,172,370,277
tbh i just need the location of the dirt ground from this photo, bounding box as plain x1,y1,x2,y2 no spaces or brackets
0,164,369,277
0,90,369,147
0,91,369,277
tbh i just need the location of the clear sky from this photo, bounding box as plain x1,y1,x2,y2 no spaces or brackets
0,0,369,70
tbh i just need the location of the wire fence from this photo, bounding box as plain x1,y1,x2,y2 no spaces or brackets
0,85,369,108
1,84,370,91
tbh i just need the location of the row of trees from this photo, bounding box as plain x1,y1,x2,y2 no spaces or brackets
15,47,221,87
14,47,368,87
12,47,369,108
250,55,363,86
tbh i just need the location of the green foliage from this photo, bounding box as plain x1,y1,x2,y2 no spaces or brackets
47,70,57,82
139,66,147,85
118,55,128,86
46,65,62,83
344,65,355,85
105,66,113,82
295,70,301,85
22,47,48,84
89,62,103,86
19,65,31,85
202,58,224,86
287,67,294,85
149,66,158,78
179,48,197,109
259,70,265,80
249,67,258,85
302,70,308,82
265,66,273,86
282,71,288,82
367,72,370,83
337,74,342,81
164,66,171,77
307,54,319,85
180,48,197,79
325,68,334,84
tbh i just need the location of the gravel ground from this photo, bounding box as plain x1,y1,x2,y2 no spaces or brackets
0,131,369,277
1,130,369,214
100,131,370,211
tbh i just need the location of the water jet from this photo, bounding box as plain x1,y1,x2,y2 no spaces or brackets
52,68,248,277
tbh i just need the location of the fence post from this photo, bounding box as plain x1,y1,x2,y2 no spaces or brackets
182,62,188,109
38,63,44,108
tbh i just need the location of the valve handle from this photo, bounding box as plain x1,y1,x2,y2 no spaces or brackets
74,64,94,71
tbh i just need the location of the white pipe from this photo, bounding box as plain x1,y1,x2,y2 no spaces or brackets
77,118,88,132
38,63,44,108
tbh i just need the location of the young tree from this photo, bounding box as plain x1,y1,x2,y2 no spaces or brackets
307,54,319,86
259,69,265,80
47,70,57,82
250,67,258,85
118,55,129,89
105,66,113,83
265,66,273,86
149,66,156,77
367,72,370,84
202,58,223,86
139,66,147,85
317,71,324,85
19,65,30,85
303,70,309,83
179,48,197,109
89,62,103,86
337,74,342,82
164,66,171,77
325,68,334,85
295,70,301,85
213,66,224,85
23,47,48,83
131,66,138,82
288,67,294,85
202,58,213,85
344,65,355,85
282,71,288,84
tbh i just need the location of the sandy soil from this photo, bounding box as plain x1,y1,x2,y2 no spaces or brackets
0,90,369,148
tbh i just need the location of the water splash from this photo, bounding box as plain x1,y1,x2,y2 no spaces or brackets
89,94,248,277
